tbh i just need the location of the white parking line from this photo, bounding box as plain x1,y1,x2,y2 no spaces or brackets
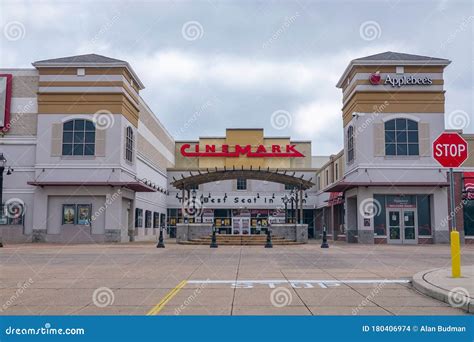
187,279,411,289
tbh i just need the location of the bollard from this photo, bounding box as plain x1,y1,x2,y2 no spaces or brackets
156,227,165,248
450,230,461,278
264,229,273,248
210,227,218,248
320,226,329,248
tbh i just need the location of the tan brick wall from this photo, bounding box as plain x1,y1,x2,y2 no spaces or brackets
138,101,174,152
138,133,174,170
6,112,37,135
12,76,39,98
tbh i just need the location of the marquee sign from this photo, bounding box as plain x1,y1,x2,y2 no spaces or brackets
180,143,305,158
369,72,433,87
0,74,13,132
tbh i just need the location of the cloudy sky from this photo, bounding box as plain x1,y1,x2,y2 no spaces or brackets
1,0,472,155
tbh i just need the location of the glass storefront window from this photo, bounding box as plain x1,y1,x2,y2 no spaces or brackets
464,200,474,236
417,195,432,235
374,195,386,236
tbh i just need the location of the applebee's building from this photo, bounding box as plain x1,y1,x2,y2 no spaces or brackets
0,52,473,244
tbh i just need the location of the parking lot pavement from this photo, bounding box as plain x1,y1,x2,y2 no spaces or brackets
0,241,472,315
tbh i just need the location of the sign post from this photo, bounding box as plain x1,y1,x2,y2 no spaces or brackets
433,132,469,278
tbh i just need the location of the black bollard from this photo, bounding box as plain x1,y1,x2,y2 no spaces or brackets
320,225,329,248
264,228,273,248
210,226,218,248
156,227,165,248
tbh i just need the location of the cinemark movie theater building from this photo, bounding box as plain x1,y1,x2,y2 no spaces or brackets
0,52,473,245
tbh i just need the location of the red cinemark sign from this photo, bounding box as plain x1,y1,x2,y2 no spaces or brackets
180,144,305,158
433,132,468,168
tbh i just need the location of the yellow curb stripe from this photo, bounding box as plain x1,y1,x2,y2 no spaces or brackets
147,280,187,315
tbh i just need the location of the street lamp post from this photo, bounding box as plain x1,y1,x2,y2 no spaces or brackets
0,153,13,248
0,153,6,209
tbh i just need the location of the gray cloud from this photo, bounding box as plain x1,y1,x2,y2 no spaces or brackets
1,0,472,154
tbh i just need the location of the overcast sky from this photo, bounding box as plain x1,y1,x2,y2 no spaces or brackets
1,0,472,155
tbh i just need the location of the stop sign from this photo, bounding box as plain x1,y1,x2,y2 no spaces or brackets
433,132,468,167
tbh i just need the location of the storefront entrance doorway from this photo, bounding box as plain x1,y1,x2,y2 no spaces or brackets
387,209,418,244
232,217,251,235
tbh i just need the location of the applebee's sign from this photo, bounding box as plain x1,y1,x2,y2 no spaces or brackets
180,143,304,158
369,72,433,87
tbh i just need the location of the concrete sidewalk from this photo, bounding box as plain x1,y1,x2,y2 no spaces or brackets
413,266,474,313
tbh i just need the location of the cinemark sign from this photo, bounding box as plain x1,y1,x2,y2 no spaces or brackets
180,144,305,158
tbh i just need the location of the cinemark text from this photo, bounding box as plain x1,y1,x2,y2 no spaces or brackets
180,144,305,158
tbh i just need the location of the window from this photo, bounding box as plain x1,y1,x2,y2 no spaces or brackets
417,195,432,235
153,212,160,228
385,118,419,156
62,119,95,156
317,176,321,190
236,178,247,190
325,170,329,185
335,164,339,181
0,203,25,225
347,126,354,163
135,208,143,228
125,126,134,163
145,210,152,228
285,184,294,190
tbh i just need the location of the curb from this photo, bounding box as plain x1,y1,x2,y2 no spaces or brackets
412,268,473,313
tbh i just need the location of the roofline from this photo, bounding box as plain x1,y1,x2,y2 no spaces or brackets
31,61,146,90
336,59,451,88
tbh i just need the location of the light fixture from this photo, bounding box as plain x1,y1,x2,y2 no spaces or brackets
0,153,6,168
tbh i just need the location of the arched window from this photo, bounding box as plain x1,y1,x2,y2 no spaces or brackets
125,126,134,162
384,118,419,156
347,126,354,163
62,119,95,156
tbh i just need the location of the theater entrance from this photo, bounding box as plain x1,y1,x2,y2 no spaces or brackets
232,217,251,235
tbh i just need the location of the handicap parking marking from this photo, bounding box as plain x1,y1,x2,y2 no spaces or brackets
187,279,411,289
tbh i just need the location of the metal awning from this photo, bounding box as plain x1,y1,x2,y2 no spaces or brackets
324,181,450,193
27,180,158,192
171,167,315,190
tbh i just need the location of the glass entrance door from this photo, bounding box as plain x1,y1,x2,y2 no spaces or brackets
402,210,417,244
232,218,251,235
387,210,401,244
387,209,418,244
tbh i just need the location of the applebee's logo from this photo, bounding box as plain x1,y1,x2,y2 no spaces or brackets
369,72,433,87
369,71,381,85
